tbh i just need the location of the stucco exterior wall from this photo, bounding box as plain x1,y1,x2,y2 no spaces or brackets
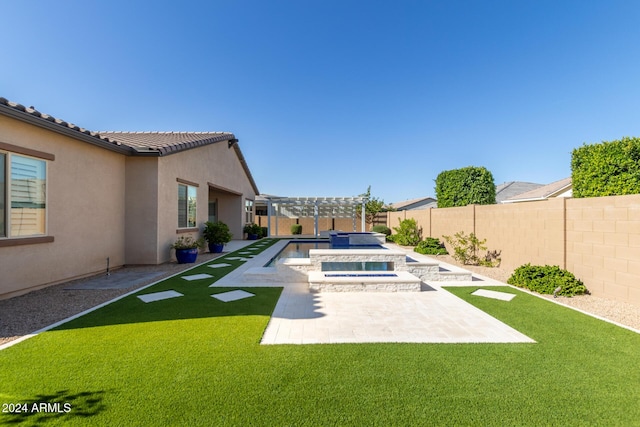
0,115,126,299
156,142,256,263
124,157,159,264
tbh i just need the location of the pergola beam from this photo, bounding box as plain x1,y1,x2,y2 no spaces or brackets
262,195,368,236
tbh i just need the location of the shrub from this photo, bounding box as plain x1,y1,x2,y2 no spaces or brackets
390,218,422,246
371,225,391,236
442,231,500,267
572,136,640,198
507,264,587,297
260,227,268,238
202,221,232,244
414,237,448,255
435,166,496,207
290,224,302,235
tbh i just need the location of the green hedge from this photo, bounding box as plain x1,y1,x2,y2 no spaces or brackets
435,166,496,207
507,264,587,297
290,224,302,235
572,136,640,198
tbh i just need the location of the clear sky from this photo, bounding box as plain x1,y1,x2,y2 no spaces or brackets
3,1,640,203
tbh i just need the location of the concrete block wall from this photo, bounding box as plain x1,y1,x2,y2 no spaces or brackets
388,195,640,306
565,195,640,305
256,215,363,236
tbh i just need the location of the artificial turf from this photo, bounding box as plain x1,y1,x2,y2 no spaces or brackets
1,244,639,426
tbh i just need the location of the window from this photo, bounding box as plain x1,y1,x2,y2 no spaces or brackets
0,153,5,237
0,152,47,238
245,199,254,224
178,183,197,228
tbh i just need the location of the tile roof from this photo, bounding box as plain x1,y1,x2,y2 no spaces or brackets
0,97,236,156
502,177,572,202
97,131,235,155
0,97,127,152
0,97,258,194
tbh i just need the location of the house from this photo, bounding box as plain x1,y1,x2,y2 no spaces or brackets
390,197,437,211
495,181,544,203
0,97,258,299
500,177,572,203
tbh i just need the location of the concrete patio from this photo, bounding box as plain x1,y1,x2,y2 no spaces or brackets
216,240,535,345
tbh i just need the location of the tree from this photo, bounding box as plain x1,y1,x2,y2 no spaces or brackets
572,136,640,198
435,166,496,207
358,186,387,230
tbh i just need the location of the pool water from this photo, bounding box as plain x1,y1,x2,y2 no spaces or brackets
265,240,383,267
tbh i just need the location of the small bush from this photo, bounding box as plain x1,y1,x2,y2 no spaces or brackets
290,224,302,235
260,227,268,238
390,218,422,246
443,231,500,267
414,237,448,255
507,264,587,297
371,225,391,236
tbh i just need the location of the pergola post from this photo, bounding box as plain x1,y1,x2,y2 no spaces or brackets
361,200,366,232
314,200,319,236
267,199,272,237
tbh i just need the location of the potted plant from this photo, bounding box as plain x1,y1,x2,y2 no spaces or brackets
243,223,261,240
203,221,232,253
170,235,204,264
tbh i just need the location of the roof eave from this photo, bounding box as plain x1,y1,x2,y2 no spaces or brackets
232,143,260,195
0,102,133,156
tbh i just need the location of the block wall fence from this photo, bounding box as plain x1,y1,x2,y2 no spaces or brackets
255,216,364,236
387,195,640,307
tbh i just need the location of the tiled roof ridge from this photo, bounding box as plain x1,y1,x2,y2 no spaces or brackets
96,131,233,135
0,96,121,146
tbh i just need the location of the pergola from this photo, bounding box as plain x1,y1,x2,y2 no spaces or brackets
262,196,367,236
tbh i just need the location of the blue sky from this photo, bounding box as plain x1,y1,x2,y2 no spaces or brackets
3,1,640,203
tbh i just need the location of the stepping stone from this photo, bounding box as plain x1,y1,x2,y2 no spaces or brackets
211,290,255,302
245,247,259,250
472,289,516,301
137,290,183,303
239,251,252,255
208,263,231,269
225,257,250,262
182,273,214,281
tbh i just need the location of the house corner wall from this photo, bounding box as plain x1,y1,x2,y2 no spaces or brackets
125,157,160,264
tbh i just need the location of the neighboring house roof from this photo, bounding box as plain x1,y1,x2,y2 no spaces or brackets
390,197,437,210
495,181,544,203
501,177,572,203
0,97,259,194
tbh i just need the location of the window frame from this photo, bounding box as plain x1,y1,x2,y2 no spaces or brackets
177,179,199,230
245,198,254,224
0,148,51,243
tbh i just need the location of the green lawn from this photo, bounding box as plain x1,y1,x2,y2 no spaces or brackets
1,240,639,426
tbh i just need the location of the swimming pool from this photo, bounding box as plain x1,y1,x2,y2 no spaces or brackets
265,240,383,267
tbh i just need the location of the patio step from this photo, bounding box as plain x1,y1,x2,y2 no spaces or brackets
308,270,421,292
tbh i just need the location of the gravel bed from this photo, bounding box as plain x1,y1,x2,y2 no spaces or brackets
0,253,225,346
